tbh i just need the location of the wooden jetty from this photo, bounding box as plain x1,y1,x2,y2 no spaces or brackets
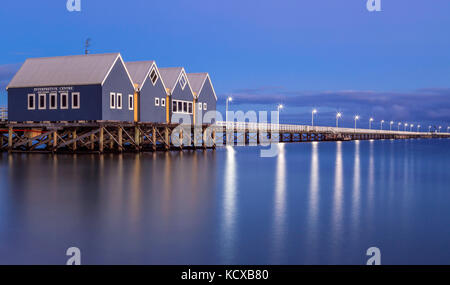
0,121,449,154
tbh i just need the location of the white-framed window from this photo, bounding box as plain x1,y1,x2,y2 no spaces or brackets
199,102,202,110
38,93,46,110
155,97,160,106
27,94,35,110
128,94,134,110
203,103,207,111
110,92,116,109
49,93,57,109
72,92,80,109
60,92,69,109
161,98,166,107
179,74,187,90
172,99,193,114
117,93,122,109
150,68,158,85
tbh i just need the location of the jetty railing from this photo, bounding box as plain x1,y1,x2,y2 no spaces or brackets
0,107,7,121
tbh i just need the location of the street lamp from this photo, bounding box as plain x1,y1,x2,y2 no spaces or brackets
447,126,450,133
404,123,408,131
369,118,374,129
439,126,442,133
417,125,421,132
410,124,414,132
312,109,317,127
225,97,233,123
380,120,385,130
336,112,342,128
390,121,394,131
277,104,283,124
354,115,360,131
428,125,432,133
398,122,401,131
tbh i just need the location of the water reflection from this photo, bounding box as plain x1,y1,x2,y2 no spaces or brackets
221,146,237,263
306,142,319,261
351,141,361,245
272,143,286,263
331,141,344,262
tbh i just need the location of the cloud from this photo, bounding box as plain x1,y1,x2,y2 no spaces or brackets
218,86,450,126
0,63,21,90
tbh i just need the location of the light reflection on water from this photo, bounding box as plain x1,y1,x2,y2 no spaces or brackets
1,139,450,264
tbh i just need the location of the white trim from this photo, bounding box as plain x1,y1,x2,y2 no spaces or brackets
179,73,187,90
49,92,57,110
140,62,168,93
192,73,217,101
117,93,123,109
72,92,80,109
27,93,35,110
38,93,46,110
199,102,202,110
60,92,69,109
150,67,158,86
101,54,135,90
165,68,195,97
110,92,116,109
155,97,160,106
203,102,207,111
128,94,134,110
161,98,166,107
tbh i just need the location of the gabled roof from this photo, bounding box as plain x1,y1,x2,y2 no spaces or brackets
187,73,217,101
7,53,134,89
158,67,184,93
126,61,155,87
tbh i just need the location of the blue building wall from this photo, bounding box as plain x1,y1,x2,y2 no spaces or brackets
139,74,167,123
101,59,135,121
7,85,102,122
195,79,217,125
170,79,194,124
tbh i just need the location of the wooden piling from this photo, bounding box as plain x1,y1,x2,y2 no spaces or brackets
99,127,104,153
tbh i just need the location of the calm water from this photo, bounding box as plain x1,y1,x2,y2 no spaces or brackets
0,139,449,265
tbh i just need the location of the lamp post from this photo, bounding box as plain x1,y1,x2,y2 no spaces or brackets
277,104,283,125
428,125,432,133
439,126,442,133
447,126,450,133
380,120,385,130
404,123,408,131
354,115,359,131
390,121,394,131
225,97,232,123
369,118,374,129
398,122,401,131
417,125,421,132
311,109,317,127
410,124,414,132
336,112,342,128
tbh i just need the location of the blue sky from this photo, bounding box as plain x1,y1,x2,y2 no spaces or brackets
0,0,449,128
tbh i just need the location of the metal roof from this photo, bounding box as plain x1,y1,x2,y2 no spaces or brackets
7,53,125,89
158,67,184,92
125,61,155,87
187,73,208,95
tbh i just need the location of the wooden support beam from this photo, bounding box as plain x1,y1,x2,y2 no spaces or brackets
99,127,104,153
72,130,77,151
152,126,156,151
8,127,13,152
118,126,123,151
164,127,169,150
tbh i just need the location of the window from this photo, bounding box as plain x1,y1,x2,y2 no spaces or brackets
150,68,158,85
172,100,194,114
61,92,69,109
179,74,187,89
203,103,207,111
38,94,46,110
27,94,35,110
173,101,177,112
50,93,57,109
155,98,160,106
128,94,134,110
110,92,116,109
161,98,166,107
117,93,122,109
72,92,80,109
199,102,202,110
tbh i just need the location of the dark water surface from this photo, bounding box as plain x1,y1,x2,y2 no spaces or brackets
0,139,449,264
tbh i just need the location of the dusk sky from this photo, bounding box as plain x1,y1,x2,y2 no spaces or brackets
0,0,449,128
